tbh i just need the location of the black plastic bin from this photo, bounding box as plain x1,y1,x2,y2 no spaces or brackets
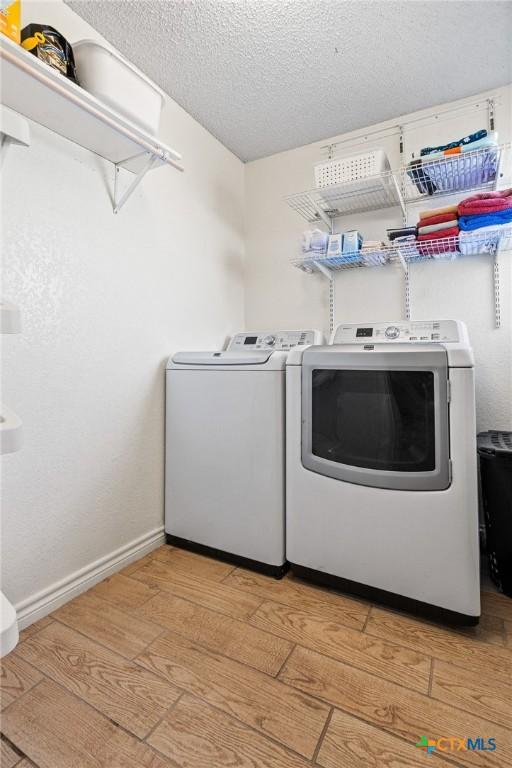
478,431,512,597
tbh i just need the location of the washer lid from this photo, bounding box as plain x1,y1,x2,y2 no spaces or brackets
170,351,273,367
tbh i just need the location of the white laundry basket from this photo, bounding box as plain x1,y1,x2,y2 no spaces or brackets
73,39,164,136
314,149,390,189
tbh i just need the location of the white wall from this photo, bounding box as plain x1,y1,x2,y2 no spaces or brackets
1,1,245,620
245,87,512,431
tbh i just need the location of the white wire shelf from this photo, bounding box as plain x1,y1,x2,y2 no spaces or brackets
286,171,403,224
286,144,510,224
293,228,512,274
401,143,510,204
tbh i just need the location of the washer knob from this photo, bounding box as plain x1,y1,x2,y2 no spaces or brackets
385,326,400,339
262,335,276,346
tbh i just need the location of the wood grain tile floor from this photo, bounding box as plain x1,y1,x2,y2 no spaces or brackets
1,545,511,767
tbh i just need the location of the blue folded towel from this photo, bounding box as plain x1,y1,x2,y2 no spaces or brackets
461,131,498,153
459,208,512,231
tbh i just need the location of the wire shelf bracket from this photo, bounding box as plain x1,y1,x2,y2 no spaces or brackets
113,153,159,214
493,247,501,329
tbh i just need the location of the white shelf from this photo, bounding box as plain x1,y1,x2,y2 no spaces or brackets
0,36,183,179
0,403,23,455
293,228,512,275
0,301,21,333
286,171,403,224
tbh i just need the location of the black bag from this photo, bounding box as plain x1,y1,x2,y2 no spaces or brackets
21,24,78,84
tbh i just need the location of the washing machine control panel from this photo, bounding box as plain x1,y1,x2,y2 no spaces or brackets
229,330,318,351
333,320,464,344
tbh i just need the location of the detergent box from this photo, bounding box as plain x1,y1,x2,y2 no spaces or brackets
0,0,21,44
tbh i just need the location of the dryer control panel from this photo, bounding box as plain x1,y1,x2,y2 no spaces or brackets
333,320,467,344
229,330,319,351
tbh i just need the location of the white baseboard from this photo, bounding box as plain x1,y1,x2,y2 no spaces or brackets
15,526,165,629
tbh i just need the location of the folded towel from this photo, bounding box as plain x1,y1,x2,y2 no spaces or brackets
417,226,460,241
418,212,458,227
461,134,498,153
418,219,458,235
393,235,417,243
458,189,512,216
420,129,487,157
459,208,512,231
418,203,459,219
387,227,417,241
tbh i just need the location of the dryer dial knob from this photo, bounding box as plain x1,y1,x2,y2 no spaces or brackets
262,335,276,346
385,326,400,339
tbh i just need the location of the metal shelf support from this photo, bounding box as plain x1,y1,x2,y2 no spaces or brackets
329,278,335,335
306,194,333,230
404,265,411,321
113,153,159,214
310,259,335,333
493,247,501,328
396,247,412,320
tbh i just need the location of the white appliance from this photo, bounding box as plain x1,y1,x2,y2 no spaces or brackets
165,329,323,577
286,320,480,623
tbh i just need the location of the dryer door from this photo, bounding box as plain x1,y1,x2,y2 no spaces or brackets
301,345,450,490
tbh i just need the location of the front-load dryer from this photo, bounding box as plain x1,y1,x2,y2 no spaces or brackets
286,319,480,623
165,329,323,577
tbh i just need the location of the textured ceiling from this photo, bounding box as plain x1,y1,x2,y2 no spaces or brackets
66,0,512,162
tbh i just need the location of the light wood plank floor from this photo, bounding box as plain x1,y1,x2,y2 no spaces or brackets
2,545,511,767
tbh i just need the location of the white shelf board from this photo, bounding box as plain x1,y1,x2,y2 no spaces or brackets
0,403,23,455
0,36,183,174
0,301,21,333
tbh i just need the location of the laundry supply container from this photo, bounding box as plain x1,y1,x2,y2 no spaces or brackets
478,431,512,597
72,39,164,136
314,148,390,189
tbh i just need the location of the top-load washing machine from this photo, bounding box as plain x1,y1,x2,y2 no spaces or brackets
165,329,323,577
286,319,480,623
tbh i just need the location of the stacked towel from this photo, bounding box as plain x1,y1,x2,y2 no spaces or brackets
416,209,459,257
459,209,512,231
458,189,512,216
418,212,458,234
457,189,512,254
